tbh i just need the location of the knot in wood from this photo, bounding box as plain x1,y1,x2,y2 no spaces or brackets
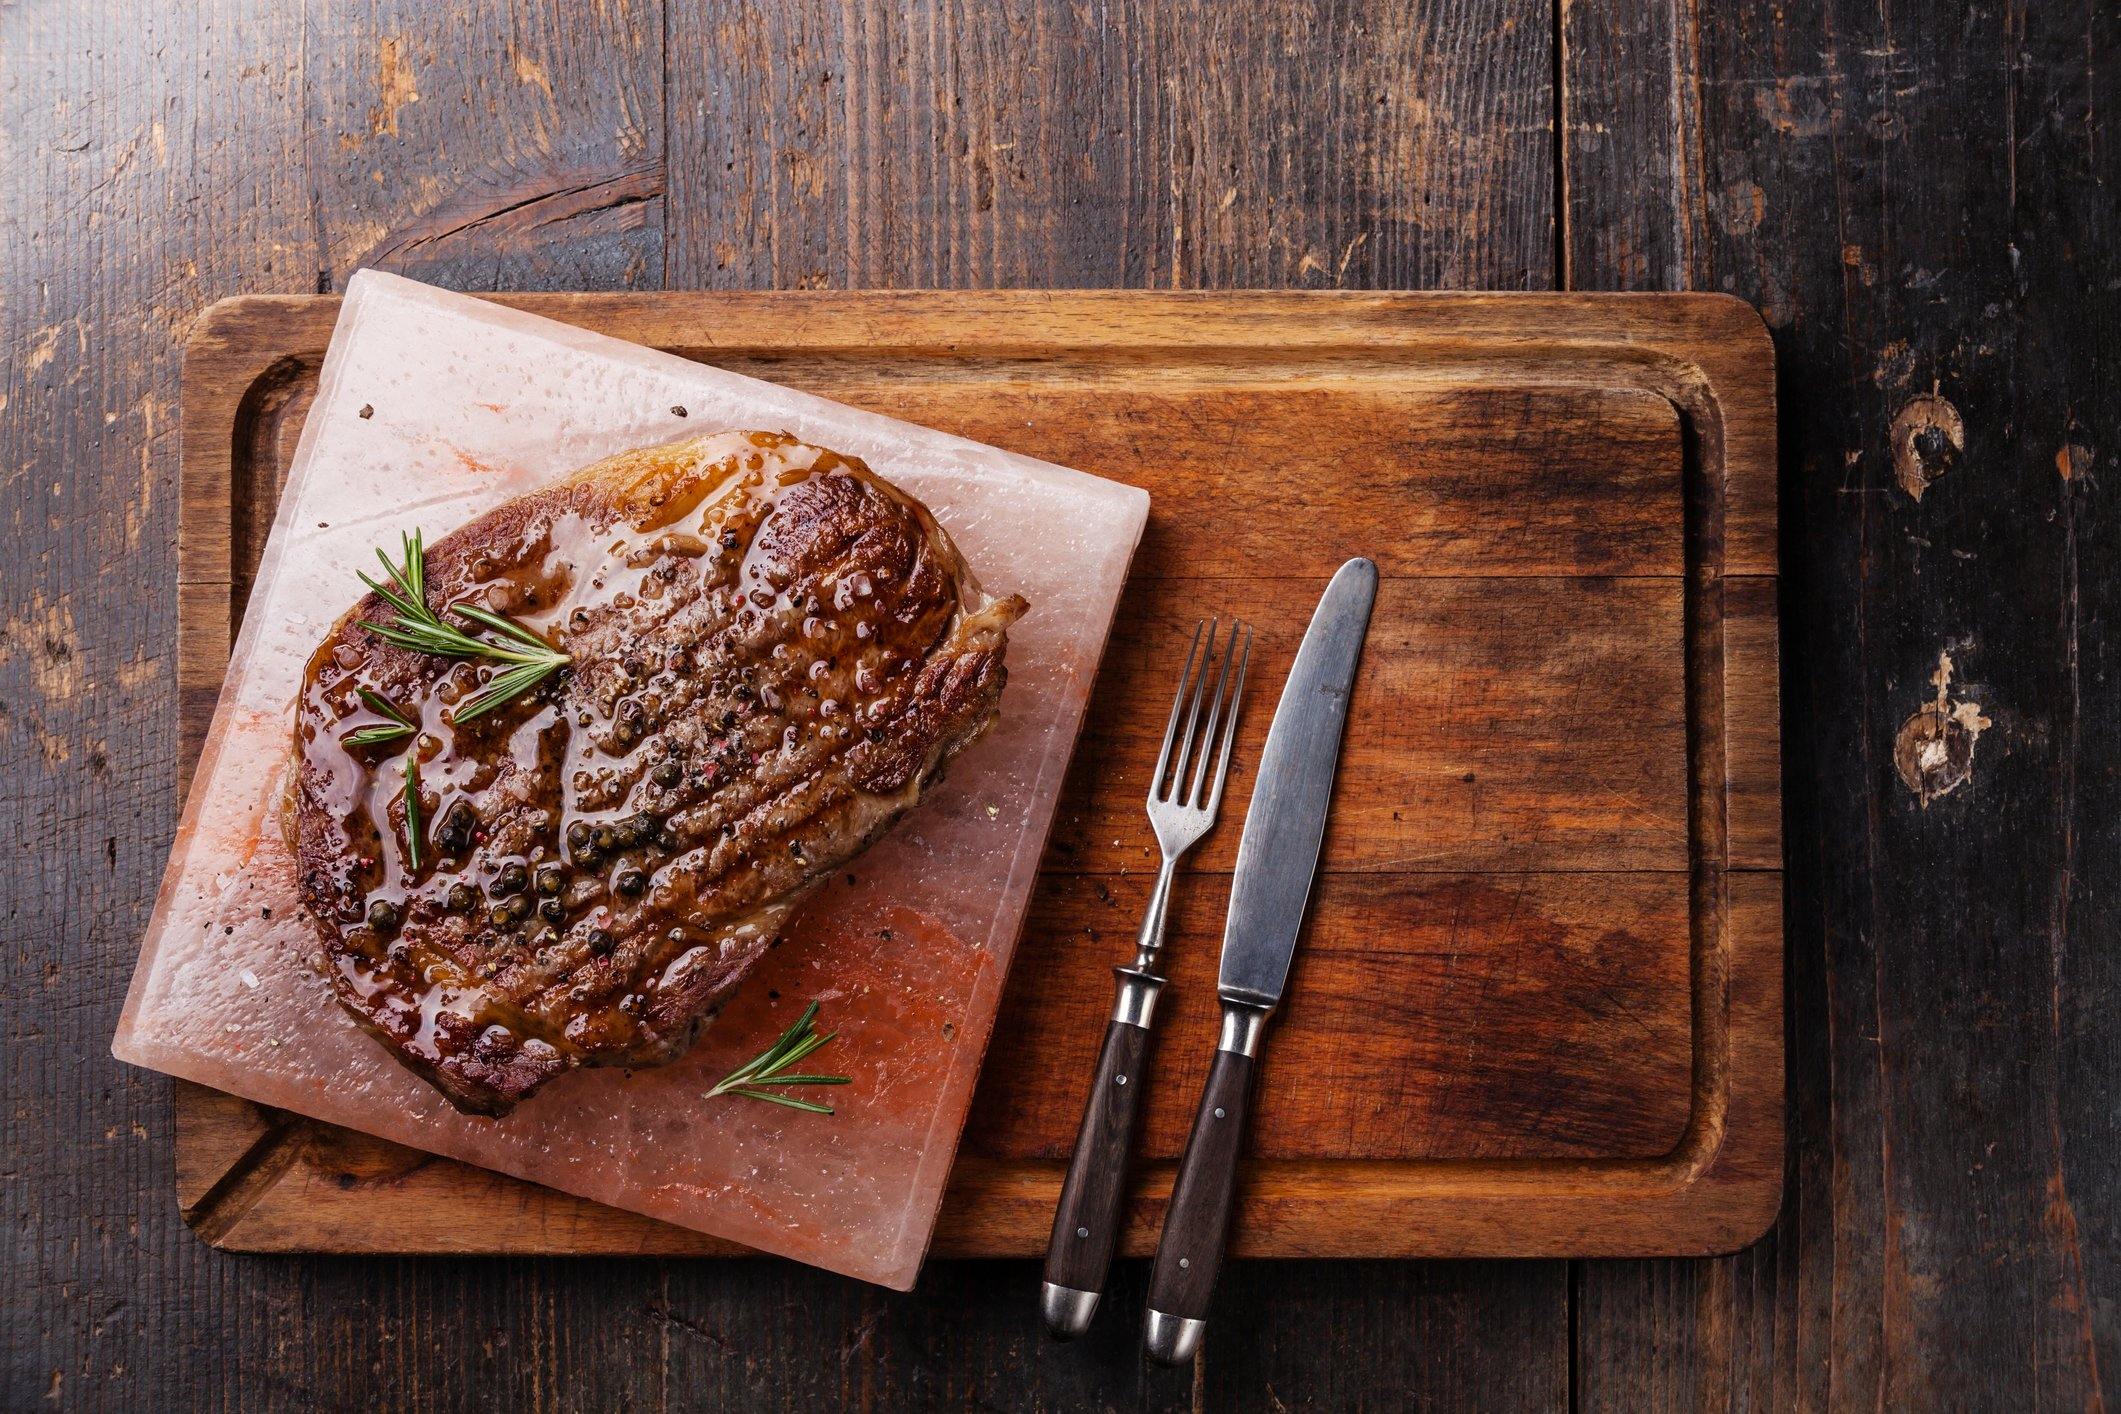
1890,394,1964,501
1894,650,1990,806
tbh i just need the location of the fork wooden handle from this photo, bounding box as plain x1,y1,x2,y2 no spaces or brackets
1142,1002,1266,1365
1041,970,1163,1338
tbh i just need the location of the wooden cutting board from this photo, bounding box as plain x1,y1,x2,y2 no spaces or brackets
174,290,1781,1259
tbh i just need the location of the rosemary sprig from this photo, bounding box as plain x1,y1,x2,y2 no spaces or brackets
402,753,425,872
356,530,570,722
346,688,418,747
706,1001,850,1114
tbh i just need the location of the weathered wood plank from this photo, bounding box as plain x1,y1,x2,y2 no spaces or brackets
0,3,318,1409
306,2,666,293
665,0,1558,292
1568,0,2121,1409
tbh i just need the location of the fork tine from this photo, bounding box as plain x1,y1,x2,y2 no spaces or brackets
1203,623,1252,816
1148,619,1207,803
1164,620,1220,799
1186,618,1243,806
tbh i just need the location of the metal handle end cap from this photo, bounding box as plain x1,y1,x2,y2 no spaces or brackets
1040,1282,1100,1340
1142,1308,1206,1365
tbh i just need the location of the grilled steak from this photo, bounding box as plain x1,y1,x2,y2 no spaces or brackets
288,430,1028,1115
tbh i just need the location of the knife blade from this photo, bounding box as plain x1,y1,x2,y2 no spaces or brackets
1219,557,1377,1011
1142,557,1377,1366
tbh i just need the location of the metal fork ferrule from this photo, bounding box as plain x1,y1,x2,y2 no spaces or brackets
1111,967,1166,1028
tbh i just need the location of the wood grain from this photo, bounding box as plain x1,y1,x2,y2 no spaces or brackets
1566,1,2121,1410
663,0,1556,292
167,289,1777,1272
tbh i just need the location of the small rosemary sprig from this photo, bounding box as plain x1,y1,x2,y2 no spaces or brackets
706,1001,850,1114
356,530,570,723
346,688,418,747
402,753,425,872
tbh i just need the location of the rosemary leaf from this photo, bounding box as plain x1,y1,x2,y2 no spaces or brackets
449,602,564,654
752,1075,851,1087
731,1090,837,1115
347,689,418,747
452,659,566,724
402,754,424,872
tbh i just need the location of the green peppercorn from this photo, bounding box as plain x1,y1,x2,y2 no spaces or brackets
366,899,401,934
495,862,528,896
538,897,565,924
488,904,514,929
566,820,591,851
652,760,683,789
591,825,618,854
445,883,477,914
587,928,615,955
615,868,647,897
535,865,564,895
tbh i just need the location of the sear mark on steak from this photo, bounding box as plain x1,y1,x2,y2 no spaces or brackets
287,430,1028,1115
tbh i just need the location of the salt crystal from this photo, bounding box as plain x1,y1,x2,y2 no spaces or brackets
112,272,1146,1290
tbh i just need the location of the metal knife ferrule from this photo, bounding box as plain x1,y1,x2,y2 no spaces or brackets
1215,999,1270,1057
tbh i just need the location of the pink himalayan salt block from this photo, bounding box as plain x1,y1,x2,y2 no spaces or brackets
114,271,1148,1289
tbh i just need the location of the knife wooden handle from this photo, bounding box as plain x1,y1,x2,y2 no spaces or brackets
1142,1017,1261,1364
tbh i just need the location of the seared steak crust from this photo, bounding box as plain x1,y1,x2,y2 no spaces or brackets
289,431,1027,1115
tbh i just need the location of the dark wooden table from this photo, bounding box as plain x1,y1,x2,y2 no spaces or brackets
5,2,2114,1409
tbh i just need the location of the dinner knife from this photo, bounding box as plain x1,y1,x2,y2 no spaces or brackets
1141,557,1378,1366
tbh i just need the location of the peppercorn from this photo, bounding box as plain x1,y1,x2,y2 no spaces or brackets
437,801,476,853
652,760,683,789
495,862,528,895
445,883,477,914
539,897,565,924
591,825,618,854
534,865,564,895
566,821,591,851
587,928,615,955
615,868,647,897
366,899,401,934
